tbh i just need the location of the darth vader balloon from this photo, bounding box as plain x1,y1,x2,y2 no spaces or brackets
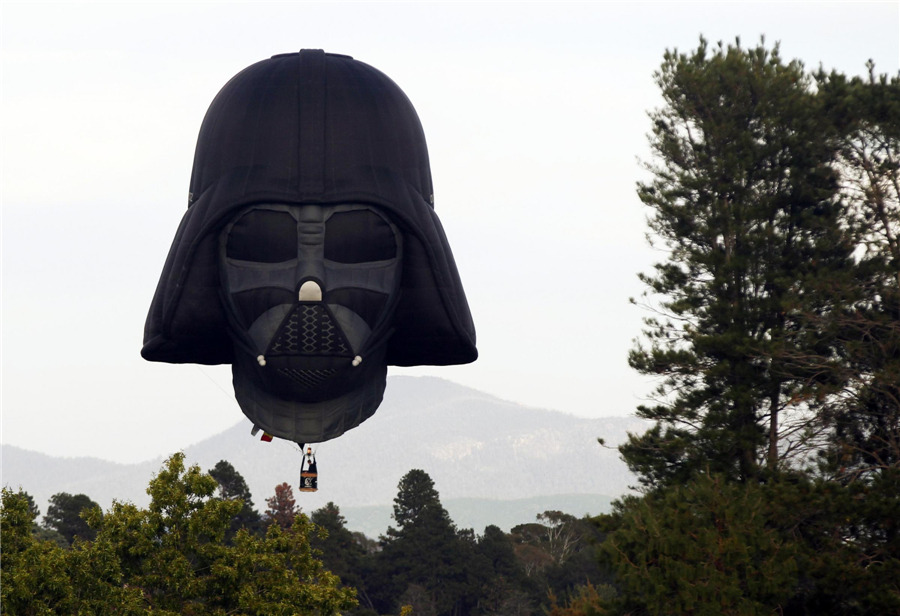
142,50,477,444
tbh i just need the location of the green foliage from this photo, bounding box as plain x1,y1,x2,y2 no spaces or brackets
389,468,447,530
477,524,522,582
209,460,253,503
793,65,900,481
1,487,145,615
593,470,900,615
1,454,357,615
357,475,613,615
42,491,100,545
548,582,616,616
310,502,367,592
10,489,68,547
779,469,900,614
208,460,262,539
592,37,900,616
22,491,40,518
96,452,356,614
370,469,492,616
625,36,852,488
509,512,614,611
30,523,68,548
597,474,800,616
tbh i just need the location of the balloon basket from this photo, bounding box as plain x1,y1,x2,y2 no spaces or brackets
299,471,318,492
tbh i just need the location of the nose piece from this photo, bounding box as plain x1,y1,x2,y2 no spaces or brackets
298,280,323,302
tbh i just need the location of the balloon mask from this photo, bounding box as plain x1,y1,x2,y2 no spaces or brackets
219,203,402,443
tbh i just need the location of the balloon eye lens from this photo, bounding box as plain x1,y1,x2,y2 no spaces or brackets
325,211,396,263
227,210,297,263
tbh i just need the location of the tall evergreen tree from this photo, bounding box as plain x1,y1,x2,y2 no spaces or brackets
592,40,900,616
371,469,491,616
209,460,262,538
310,502,368,597
624,37,851,489
478,524,542,614
389,469,449,530
13,489,68,547
209,460,253,502
769,65,900,614
596,474,801,616
22,491,40,519
477,525,523,582
42,492,100,545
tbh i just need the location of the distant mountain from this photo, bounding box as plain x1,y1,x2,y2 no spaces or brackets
2,376,647,535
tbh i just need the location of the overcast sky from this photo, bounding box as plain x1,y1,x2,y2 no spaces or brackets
2,2,898,463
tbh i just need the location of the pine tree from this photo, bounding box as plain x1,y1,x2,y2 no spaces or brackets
209,459,254,502
599,40,900,615
42,492,101,545
389,469,449,530
22,491,40,518
310,502,367,593
477,525,535,614
477,525,522,582
371,469,491,616
624,37,851,489
596,474,801,616
209,460,262,538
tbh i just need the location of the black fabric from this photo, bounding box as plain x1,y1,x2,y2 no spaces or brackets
325,210,396,263
325,288,388,329
237,342,387,404
226,210,297,263
278,367,337,389
142,50,477,367
232,287,295,329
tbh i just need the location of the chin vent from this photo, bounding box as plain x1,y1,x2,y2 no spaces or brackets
277,367,337,389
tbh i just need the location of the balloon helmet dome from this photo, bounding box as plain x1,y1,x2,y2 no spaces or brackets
142,50,477,444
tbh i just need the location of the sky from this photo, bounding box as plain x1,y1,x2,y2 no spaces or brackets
2,2,898,463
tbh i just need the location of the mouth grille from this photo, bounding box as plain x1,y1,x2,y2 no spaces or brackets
277,367,337,389
269,304,350,356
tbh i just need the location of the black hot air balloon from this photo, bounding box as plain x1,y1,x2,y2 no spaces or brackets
142,50,477,446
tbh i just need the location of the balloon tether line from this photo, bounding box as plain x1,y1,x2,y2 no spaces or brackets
194,366,235,401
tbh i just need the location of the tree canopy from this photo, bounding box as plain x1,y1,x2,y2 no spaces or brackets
625,36,853,487
42,492,100,545
588,36,900,616
208,460,261,539
1,454,357,615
